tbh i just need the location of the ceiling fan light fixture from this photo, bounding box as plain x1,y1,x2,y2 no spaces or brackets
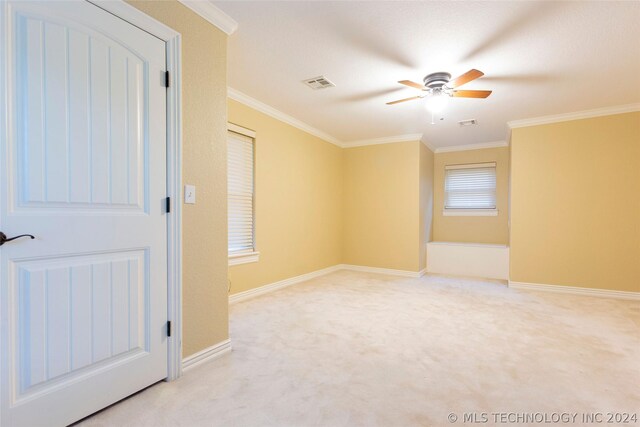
425,93,449,113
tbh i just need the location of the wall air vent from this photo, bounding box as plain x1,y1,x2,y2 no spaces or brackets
303,76,335,90
458,119,478,127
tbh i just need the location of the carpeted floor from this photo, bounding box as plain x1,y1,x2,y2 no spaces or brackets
78,271,640,426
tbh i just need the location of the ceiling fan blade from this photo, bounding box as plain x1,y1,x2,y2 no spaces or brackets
447,69,484,88
398,80,426,90
386,96,422,105
451,90,492,98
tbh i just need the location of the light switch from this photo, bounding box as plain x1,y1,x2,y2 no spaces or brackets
184,185,196,204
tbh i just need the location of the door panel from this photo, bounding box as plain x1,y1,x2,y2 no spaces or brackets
16,13,147,212
1,1,168,426
14,250,148,394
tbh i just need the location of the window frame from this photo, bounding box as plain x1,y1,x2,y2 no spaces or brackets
442,162,498,217
227,123,259,265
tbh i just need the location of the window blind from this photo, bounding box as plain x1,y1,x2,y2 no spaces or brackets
444,162,497,210
227,130,255,254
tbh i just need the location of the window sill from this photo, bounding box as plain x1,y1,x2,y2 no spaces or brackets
229,251,260,266
443,209,498,217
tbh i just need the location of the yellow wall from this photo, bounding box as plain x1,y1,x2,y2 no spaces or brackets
510,112,640,292
227,100,343,294
433,146,510,244
227,103,431,287
343,141,424,271
127,0,229,357
419,143,435,270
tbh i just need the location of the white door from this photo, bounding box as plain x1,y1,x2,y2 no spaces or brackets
0,1,169,426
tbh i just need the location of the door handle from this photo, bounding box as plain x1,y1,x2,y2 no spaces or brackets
0,232,35,246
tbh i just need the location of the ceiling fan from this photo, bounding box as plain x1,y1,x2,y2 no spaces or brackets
386,69,492,109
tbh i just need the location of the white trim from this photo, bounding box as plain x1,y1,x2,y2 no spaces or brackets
509,281,640,301
164,31,183,384
175,0,237,35
228,122,256,139
229,265,343,304
443,209,498,216
445,162,496,170
182,340,232,372
89,0,183,382
420,138,436,152
228,87,342,147
428,241,508,249
229,264,427,305
228,251,260,266
89,0,179,40
227,89,432,151
342,133,424,148
226,91,639,153
507,103,640,129
340,264,425,278
434,140,509,153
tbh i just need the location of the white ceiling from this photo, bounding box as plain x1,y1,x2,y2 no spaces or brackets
215,1,640,149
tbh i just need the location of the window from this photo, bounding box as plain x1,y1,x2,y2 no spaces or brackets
444,162,498,216
227,124,259,265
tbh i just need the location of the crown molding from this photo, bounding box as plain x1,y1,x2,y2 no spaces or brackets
420,138,436,152
342,133,424,148
225,90,429,149
227,87,343,147
507,103,640,129
177,0,238,35
434,140,509,153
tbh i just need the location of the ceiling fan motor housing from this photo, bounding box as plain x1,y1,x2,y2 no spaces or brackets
423,72,452,89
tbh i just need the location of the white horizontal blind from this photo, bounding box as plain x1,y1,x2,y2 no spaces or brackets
444,162,497,209
228,130,255,254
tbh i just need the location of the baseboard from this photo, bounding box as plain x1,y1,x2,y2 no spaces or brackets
339,264,425,278
509,281,640,301
229,265,343,304
182,339,232,372
229,264,426,305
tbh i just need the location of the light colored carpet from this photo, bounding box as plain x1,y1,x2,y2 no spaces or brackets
79,271,640,426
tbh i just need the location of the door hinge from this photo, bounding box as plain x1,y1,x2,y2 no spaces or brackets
165,196,171,213
164,71,170,88
167,320,172,337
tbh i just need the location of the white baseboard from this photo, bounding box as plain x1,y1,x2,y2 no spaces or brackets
182,339,232,371
509,281,640,301
339,264,425,278
229,265,343,304
229,264,426,305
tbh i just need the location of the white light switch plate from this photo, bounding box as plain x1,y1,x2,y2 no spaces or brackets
184,185,196,204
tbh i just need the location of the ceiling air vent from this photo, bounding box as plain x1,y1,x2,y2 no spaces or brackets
303,76,335,90
458,119,478,127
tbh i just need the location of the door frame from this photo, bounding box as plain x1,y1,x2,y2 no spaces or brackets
0,6,184,421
